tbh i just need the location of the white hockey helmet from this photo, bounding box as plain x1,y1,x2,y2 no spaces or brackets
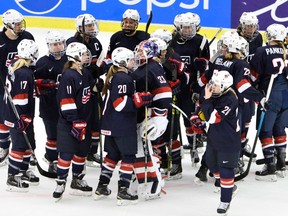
266,23,286,42
134,40,159,67
75,14,99,38
17,39,39,65
239,12,259,41
185,12,201,31
177,13,197,40
45,30,66,58
111,47,134,68
238,36,249,59
226,35,242,54
148,37,167,55
150,28,172,44
66,42,91,67
210,70,233,96
217,31,239,52
2,9,25,34
122,9,140,22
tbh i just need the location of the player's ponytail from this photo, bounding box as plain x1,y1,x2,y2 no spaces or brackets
9,59,30,74
102,65,118,95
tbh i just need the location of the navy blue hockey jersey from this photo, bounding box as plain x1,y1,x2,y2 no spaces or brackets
199,56,264,105
130,60,172,123
56,68,93,123
107,30,149,58
34,54,68,119
3,64,35,127
200,90,241,153
101,71,137,137
0,30,34,94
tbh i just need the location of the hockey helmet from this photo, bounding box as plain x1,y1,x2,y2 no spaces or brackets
66,42,91,67
134,40,159,67
210,70,233,97
17,39,39,65
150,28,172,44
111,47,134,69
266,23,286,42
45,30,66,58
2,9,25,35
75,14,99,38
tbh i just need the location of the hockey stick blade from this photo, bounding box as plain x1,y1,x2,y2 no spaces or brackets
96,49,107,67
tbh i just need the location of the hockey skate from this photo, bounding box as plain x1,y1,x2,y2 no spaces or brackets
117,186,138,206
217,201,230,215
194,165,208,185
167,164,182,180
276,152,286,178
6,174,29,192
94,183,111,200
21,170,40,186
86,153,101,167
53,179,66,202
255,164,277,182
70,174,93,196
48,161,57,174
0,147,9,167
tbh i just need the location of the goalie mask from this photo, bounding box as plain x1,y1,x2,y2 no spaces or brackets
111,47,135,69
75,14,99,38
66,42,92,67
2,9,26,36
209,70,233,97
17,39,39,66
121,9,140,35
266,23,286,42
45,30,66,58
134,40,159,67
239,12,259,42
148,37,167,58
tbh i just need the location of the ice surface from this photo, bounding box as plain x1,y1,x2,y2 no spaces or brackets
0,28,287,216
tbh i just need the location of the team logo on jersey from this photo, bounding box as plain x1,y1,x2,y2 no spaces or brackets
82,87,91,104
15,0,62,15
181,56,191,65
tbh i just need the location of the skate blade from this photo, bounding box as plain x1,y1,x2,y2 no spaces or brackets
166,173,182,181
255,174,277,182
6,185,29,193
54,196,63,203
194,177,206,186
22,181,40,186
117,199,138,206
144,193,161,201
276,170,286,178
94,193,110,200
69,189,92,196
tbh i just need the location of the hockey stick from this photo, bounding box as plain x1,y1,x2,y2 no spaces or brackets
2,82,57,179
235,74,277,181
167,95,176,178
208,27,223,46
191,35,207,166
144,10,153,185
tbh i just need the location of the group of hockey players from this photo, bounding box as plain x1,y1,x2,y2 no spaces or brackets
0,6,288,215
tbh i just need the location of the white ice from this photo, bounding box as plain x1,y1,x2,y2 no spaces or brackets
0,28,287,216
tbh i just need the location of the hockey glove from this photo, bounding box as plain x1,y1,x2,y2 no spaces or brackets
168,58,187,75
168,79,181,95
15,115,32,132
259,97,271,112
71,120,87,141
190,114,206,135
194,57,208,72
35,79,57,95
133,92,153,108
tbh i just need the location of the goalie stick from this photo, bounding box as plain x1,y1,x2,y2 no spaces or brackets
1,80,57,179
235,74,277,181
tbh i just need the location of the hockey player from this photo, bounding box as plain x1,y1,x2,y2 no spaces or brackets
67,13,104,166
53,42,94,200
0,9,34,166
171,12,210,176
95,47,153,205
195,34,265,183
250,23,288,181
3,39,39,192
130,40,172,199
237,11,263,161
107,9,149,58
34,30,67,173
200,70,240,215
